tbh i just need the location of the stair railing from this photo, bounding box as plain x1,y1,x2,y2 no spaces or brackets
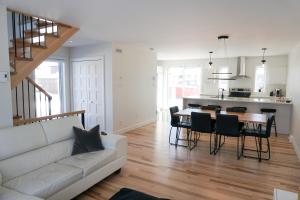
8,9,60,71
13,110,86,127
13,77,52,120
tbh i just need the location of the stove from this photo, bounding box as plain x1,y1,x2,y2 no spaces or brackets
229,88,251,98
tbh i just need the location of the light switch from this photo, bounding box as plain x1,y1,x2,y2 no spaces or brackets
0,72,9,83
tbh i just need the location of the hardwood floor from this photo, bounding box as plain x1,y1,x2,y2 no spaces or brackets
74,121,300,200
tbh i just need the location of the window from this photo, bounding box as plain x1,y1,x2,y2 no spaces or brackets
254,65,266,92
34,59,65,116
218,67,229,91
157,66,202,110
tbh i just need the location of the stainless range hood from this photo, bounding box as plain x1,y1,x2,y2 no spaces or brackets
230,57,250,79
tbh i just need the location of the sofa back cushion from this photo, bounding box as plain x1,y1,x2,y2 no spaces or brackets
0,139,74,183
0,123,47,161
41,116,83,144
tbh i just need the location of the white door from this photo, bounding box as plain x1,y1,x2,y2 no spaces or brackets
72,59,105,130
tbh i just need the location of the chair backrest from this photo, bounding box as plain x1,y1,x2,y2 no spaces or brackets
191,112,213,133
265,114,275,137
202,105,221,111
188,103,201,108
169,106,180,127
216,114,240,136
226,107,247,113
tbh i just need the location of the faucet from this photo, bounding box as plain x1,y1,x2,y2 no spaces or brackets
218,88,225,99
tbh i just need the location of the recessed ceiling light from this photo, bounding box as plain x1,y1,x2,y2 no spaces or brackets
69,40,73,43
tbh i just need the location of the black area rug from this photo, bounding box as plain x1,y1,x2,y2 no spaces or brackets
109,188,170,200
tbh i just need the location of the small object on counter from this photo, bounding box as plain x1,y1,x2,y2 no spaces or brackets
286,100,292,103
270,91,274,96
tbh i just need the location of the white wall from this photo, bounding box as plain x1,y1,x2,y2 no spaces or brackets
112,43,157,134
158,55,288,97
70,42,157,134
287,42,300,160
0,4,13,128
70,43,113,133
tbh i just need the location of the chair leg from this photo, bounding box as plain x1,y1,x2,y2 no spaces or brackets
274,118,278,137
209,133,215,155
237,137,240,160
267,138,271,160
175,127,180,147
169,127,173,144
259,137,262,162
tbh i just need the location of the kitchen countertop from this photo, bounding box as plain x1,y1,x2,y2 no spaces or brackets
183,95,293,105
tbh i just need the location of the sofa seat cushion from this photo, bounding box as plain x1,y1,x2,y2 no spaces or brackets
58,149,117,176
0,186,43,200
3,163,82,199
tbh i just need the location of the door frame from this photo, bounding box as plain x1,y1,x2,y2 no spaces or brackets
70,56,106,130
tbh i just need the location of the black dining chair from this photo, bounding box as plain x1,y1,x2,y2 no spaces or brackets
215,114,243,159
242,115,274,162
226,106,247,129
260,108,277,136
169,106,191,147
190,112,216,153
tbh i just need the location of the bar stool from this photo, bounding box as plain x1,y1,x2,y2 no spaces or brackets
260,108,277,136
187,103,202,109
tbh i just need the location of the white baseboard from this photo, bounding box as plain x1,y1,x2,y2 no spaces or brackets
289,135,300,160
113,118,156,135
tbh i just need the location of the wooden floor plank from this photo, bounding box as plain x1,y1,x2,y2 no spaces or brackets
73,121,300,200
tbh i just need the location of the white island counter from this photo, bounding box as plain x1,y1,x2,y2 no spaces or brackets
183,95,293,134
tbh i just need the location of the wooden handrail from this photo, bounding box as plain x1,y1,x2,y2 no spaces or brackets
26,77,52,100
13,110,85,126
7,8,73,28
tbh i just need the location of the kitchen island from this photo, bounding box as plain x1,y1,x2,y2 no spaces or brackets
183,95,293,134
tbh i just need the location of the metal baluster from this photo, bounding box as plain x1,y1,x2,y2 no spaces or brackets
45,95,47,115
15,86,19,117
49,98,52,115
12,12,17,57
37,18,41,46
27,80,31,118
22,14,25,58
30,16,33,58
34,86,37,117
45,19,47,34
51,21,54,34
40,91,42,116
22,80,25,119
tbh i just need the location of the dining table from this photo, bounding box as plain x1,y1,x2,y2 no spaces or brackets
174,108,267,124
173,108,268,152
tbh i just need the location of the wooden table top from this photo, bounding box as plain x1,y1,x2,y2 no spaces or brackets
175,108,267,124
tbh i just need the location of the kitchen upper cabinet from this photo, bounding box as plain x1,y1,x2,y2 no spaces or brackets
266,65,287,85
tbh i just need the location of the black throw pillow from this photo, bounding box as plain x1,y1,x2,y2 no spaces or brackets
72,125,105,156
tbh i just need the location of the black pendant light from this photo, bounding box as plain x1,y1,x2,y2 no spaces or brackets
209,51,213,68
261,48,267,67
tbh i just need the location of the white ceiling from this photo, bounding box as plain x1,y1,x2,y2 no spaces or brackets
1,0,300,60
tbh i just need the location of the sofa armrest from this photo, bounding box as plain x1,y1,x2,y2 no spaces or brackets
101,134,127,158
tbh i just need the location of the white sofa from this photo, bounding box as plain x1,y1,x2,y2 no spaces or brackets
0,116,127,200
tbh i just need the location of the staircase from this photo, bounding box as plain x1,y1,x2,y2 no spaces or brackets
7,8,80,124
8,8,79,88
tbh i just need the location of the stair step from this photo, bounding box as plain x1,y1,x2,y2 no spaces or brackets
9,53,33,61
10,39,47,49
24,30,59,38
